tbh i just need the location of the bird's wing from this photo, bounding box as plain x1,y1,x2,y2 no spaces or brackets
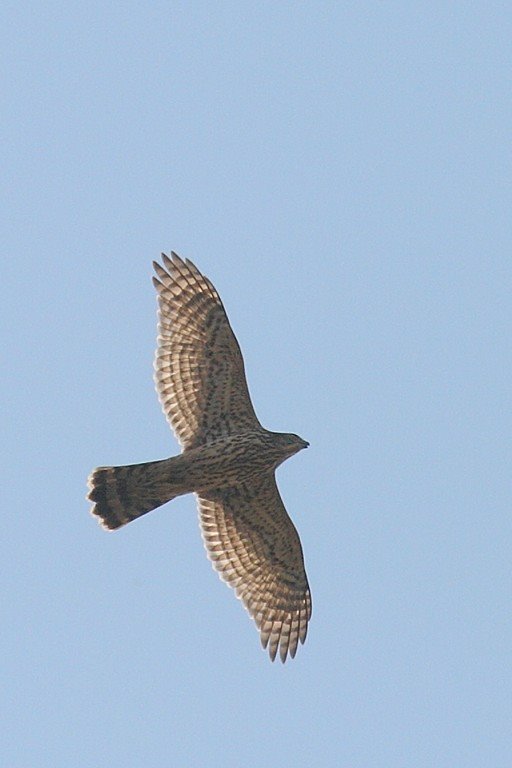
153,253,261,449
198,475,312,662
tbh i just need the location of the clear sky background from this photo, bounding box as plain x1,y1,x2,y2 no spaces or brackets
3,3,511,766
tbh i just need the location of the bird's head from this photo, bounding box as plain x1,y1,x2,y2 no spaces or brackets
275,432,310,456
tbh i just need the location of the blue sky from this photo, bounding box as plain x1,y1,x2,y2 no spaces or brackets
3,3,511,766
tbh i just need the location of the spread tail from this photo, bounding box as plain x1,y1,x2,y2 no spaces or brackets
87,458,177,530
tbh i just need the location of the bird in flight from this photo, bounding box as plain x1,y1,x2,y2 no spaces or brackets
87,252,311,662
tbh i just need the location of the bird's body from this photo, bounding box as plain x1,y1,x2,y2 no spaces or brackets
90,429,307,529
88,253,311,662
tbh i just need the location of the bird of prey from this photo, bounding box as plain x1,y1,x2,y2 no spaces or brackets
87,252,311,662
